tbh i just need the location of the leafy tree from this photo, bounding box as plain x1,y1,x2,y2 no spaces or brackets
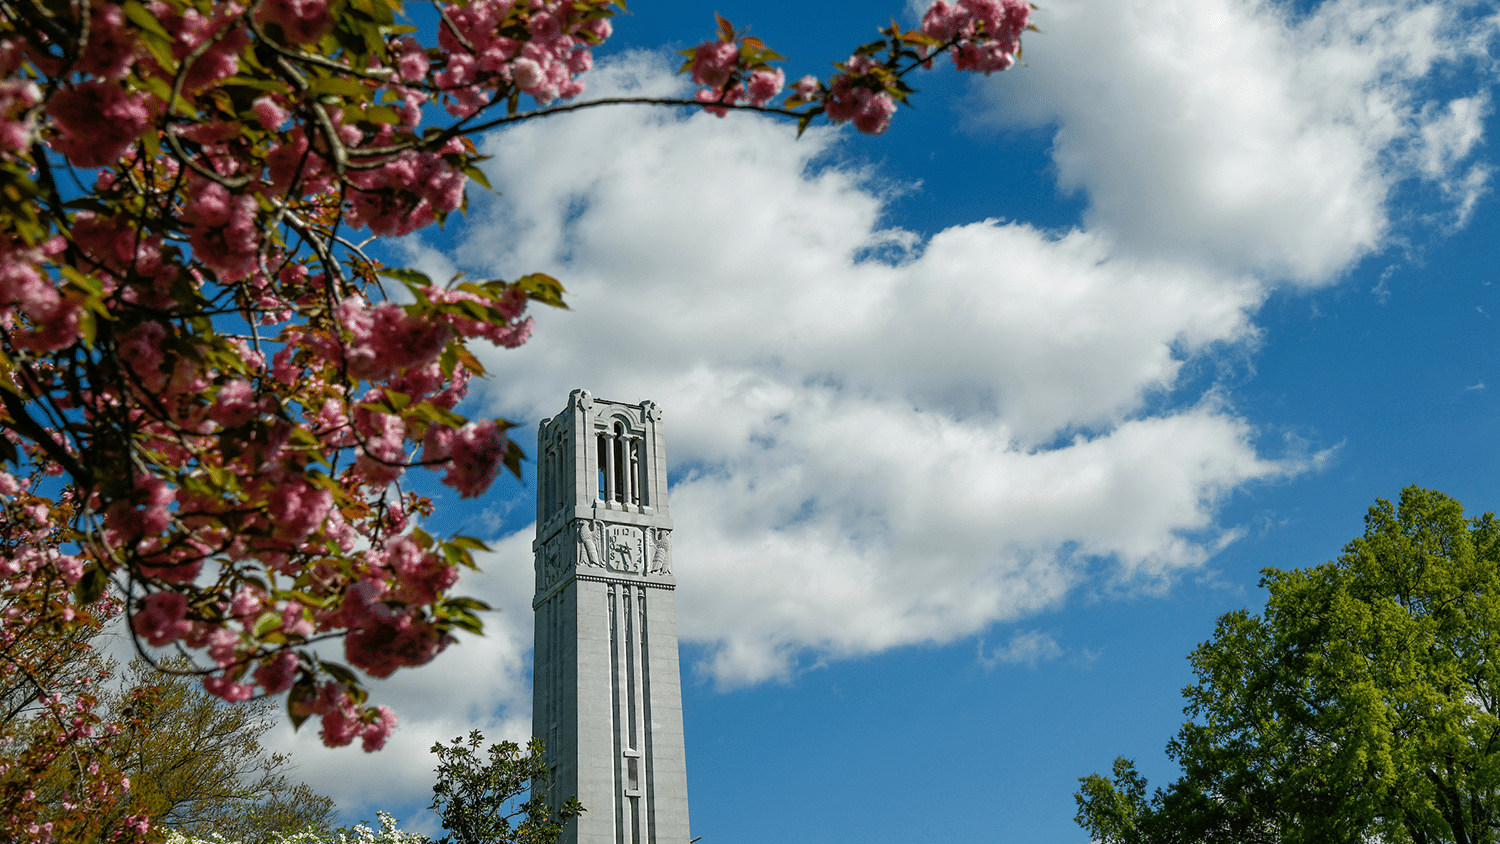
429,730,578,844
1075,487,1500,844
104,660,338,841
21,655,338,842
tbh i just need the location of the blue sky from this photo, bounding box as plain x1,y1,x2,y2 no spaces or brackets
266,1,1500,841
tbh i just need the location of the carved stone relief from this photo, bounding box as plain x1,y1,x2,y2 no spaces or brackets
649,528,672,575
577,519,604,568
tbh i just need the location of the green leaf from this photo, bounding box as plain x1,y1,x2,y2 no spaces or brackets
449,535,492,553
306,75,371,99
462,165,492,190
59,265,102,296
252,611,283,638
221,75,292,93
76,566,109,605
376,267,434,289
122,0,173,38
445,596,492,611
361,105,402,124
516,272,568,309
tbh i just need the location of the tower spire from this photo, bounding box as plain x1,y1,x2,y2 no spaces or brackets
533,390,691,844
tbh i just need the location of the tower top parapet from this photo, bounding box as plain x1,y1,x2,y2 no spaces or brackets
534,390,675,604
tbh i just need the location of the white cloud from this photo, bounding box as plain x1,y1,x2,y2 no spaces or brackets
420,53,1307,690
976,630,1066,670
967,0,1497,282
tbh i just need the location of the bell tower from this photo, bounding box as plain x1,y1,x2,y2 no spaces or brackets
532,390,691,844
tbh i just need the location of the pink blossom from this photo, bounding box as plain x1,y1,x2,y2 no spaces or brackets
344,602,446,678
203,674,255,701
0,79,40,154
228,585,262,620
105,475,174,540
341,300,453,379
747,68,785,107
251,96,289,130
353,410,407,485
255,0,334,44
696,85,745,117
920,0,1031,74
209,379,259,428
511,58,544,93
395,39,430,81
45,80,151,168
76,4,141,80
206,627,241,668
921,0,970,41
581,17,612,42
280,601,315,637
825,79,898,135
253,650,299,694
373,535,458,605
690,40,739,89
361,705,397,751
151,1,248,91
131,592,193,646
328,578,386,629
184,180,260,281
424,421,508,498
266,478,333,543
53,555,83,584
319,692,361,746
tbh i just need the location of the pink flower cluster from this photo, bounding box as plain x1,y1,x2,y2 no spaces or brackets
44,80,152,169
0,236,80,352
0,78,39,156
921,0,1032,74
424,421,509,499
255,0,335,44
296,682,397,751
824,57,898,135
690,40,786,116
346,145,469,237
314,295,454,382
327,574,450,679
434,0,609,114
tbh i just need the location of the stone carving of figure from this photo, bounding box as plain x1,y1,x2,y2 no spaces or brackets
650,528,672,575
577,520,604,568
545,542,565,585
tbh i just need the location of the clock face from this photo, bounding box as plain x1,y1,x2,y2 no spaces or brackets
606,525,645,574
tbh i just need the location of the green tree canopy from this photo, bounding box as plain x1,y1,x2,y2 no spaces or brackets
430,731,580,844
1075,486,1500,844
24,657,337,842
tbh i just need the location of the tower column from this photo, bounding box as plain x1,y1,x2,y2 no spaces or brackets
534,391,690,844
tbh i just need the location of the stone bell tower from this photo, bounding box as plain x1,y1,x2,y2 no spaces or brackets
532,390,690,844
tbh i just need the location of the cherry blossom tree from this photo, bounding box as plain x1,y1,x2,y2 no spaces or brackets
0,0,1030,787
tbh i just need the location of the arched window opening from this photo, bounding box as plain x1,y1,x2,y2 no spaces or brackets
612,422,628,504
596,432,609,501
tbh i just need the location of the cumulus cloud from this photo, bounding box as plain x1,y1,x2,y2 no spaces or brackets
976,630,1066,670
967,0,1497,281
422,52,1307,690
